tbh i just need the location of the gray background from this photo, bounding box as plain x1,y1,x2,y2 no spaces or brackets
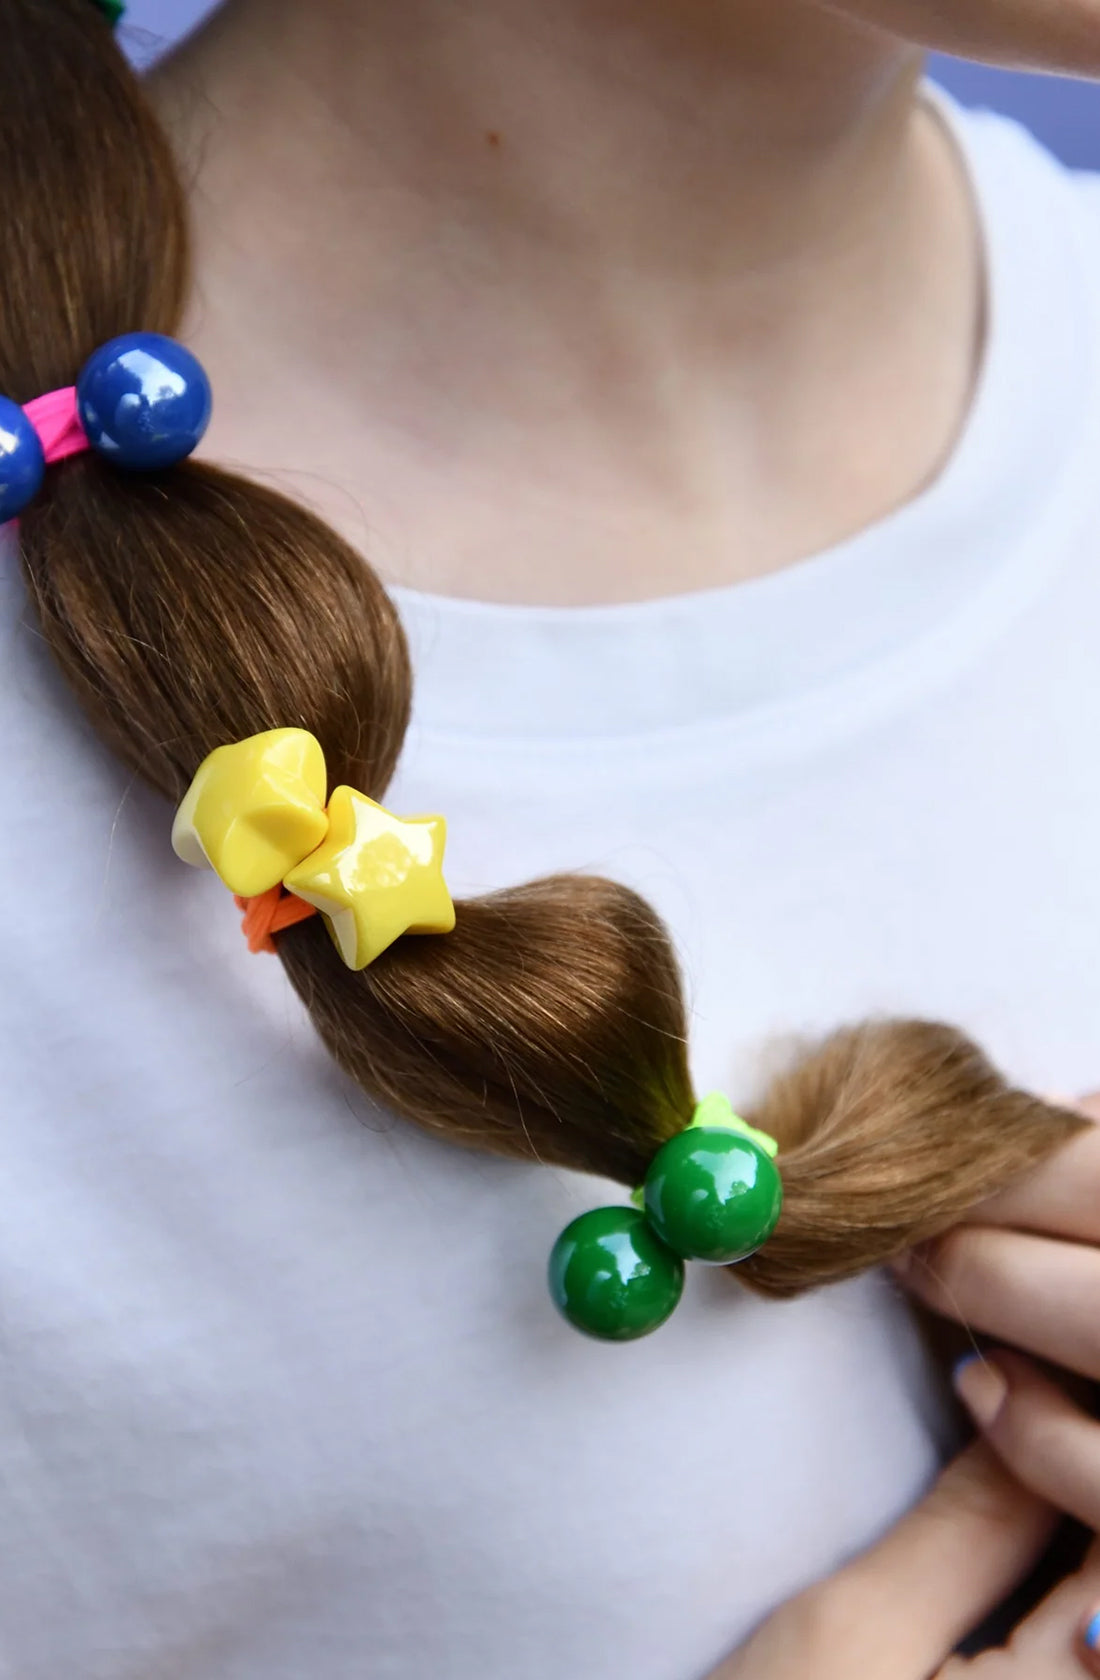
120,0,1100,168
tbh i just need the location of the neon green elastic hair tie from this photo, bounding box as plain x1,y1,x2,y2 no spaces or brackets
549,1092,784,1341
629,1092,778,1206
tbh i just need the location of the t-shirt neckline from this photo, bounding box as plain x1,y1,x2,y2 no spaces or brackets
394,90,1095,748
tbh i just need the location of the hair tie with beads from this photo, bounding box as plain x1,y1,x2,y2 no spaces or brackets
173,728,457,970
548,1093,783,1341
0,333,211,522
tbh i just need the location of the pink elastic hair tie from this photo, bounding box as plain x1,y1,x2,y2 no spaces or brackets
22,388,89,466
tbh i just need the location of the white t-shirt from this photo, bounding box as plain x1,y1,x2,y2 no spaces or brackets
1,92,1099,1680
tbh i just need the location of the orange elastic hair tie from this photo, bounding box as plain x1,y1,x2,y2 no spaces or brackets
235,888,319,956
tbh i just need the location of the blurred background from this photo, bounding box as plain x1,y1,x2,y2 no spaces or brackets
931,60,1100,164
122,0,1100,169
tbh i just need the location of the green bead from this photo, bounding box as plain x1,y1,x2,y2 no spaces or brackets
548,1207,684,1341
91,0,125,24
643,1127,783,1263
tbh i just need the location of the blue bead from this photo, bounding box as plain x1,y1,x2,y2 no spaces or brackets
76,333,212,472
0,396,46,521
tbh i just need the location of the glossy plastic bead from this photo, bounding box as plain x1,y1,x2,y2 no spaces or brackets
548,1207,684,1341
0,396,45,521
284,786,455,970
172,728,330,898
76,333,211,471
643,1127,783,1264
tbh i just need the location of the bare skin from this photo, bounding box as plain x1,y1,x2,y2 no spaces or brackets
711,1450,1100,1679
154,0,987,604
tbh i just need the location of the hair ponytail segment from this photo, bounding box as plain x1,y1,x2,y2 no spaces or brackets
2,0,1085,1308
1,0,695,1183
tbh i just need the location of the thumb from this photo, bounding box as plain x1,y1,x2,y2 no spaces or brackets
842,1441,1056,1674
717,1442,1056,1680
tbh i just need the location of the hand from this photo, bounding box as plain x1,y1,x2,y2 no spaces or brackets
706,1436,1100,1678
887,1103,1100,1670
823,0,1100,76
891,1104,1100,1528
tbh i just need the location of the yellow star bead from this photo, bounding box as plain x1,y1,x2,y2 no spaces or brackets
172,728,330,898
283,785,455,970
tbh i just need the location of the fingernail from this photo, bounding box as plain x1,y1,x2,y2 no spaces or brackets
953,1353,1007,1428
1082,1608,1100,1652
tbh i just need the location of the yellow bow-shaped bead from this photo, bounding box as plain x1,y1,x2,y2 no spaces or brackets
283,786,456,970
172,728,329,898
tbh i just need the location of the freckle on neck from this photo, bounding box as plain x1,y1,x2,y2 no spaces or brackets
486,131,502,150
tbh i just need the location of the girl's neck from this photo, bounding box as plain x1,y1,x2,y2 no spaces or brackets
153,0,983,605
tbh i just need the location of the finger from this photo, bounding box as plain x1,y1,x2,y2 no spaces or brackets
1078,1549,1100,1680
981,1563,1100,1675
937,1531,1100,1678
826,0,1100,75
896,1226,1100,1381
955,1349,1100,1530
715,1441,1054,1680
974,1121,1100,1244
935,1540,1100,1676
1069,1539,1100,1678
839,1442,1056,1677
1079,1600,1100,1676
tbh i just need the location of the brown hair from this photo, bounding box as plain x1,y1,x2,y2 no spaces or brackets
0,0,1085,1301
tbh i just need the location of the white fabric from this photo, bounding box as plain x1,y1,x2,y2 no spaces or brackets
1,95,1099,1680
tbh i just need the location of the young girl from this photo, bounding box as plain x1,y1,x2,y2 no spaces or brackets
4,0,1100,1675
